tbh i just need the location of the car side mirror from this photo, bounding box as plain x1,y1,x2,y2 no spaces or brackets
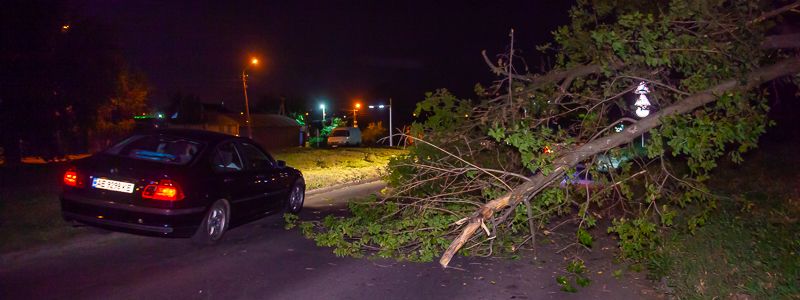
276,160,286,168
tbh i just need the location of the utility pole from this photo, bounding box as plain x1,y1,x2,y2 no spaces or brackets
241,70,252,139
241,57,258,139
320,104,326,125
389,98,393,147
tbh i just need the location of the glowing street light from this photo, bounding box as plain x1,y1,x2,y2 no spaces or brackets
241,56,260,139
319,103,326,124
367,98,393,147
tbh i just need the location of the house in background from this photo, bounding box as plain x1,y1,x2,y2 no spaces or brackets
248,113,302,150
167,102,241,137
166,101,301,150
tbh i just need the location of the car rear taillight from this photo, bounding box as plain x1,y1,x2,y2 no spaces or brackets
142,179,185,201
63,168,85,187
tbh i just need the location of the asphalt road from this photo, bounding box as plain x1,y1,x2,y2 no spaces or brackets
0,181,658,300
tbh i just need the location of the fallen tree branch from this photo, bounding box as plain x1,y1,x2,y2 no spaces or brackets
528,62,625,89
439,56,800,268
762,33,800,49
481,50,531,82
748,1,800,25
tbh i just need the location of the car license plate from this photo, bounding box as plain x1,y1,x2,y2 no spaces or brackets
91,178,135,193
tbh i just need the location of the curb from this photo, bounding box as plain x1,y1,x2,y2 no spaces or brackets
305,177,383,196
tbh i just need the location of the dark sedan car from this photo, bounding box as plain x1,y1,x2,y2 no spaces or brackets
61,129,305,244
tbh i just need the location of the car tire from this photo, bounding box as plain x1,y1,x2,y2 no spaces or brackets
285,179,305,214
192,200,229,245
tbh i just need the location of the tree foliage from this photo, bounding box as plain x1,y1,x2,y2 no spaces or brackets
93,66,150,148
361,121,388,145
0,0,150,159
299,0,800,263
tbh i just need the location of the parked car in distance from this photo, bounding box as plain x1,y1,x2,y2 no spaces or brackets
60,129,305,244
327,127,361,147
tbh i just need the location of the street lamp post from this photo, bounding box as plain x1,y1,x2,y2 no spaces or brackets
353,103,361,128
368,98,393,147
319,103,326,125
241,57,259,139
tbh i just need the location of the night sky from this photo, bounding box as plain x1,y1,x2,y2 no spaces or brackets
73,1,574,123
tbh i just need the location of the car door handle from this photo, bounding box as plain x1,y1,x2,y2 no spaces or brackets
224,178,235,183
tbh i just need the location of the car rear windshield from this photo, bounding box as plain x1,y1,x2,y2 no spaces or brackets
331,130,349,137
104,134,205,165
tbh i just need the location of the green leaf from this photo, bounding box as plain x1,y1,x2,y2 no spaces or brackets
577,228,593,248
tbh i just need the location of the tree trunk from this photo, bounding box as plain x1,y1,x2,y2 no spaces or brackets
439,56,800,268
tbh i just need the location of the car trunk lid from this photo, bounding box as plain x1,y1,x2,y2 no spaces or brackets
75,154,185,205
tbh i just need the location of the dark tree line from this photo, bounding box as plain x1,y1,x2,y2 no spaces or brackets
0,0,148,163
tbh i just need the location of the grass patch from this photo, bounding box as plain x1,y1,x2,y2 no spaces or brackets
0,171,84,253
650,142,800,298
273,147,407,190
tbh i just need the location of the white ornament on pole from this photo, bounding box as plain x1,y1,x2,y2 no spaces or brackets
634,81,651,118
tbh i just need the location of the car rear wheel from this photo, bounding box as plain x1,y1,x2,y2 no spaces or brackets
286,179,305,214
192,200,229,245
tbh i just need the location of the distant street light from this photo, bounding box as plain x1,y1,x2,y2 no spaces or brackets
367,98,393,147
319,103,326,125
242,57,259,139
